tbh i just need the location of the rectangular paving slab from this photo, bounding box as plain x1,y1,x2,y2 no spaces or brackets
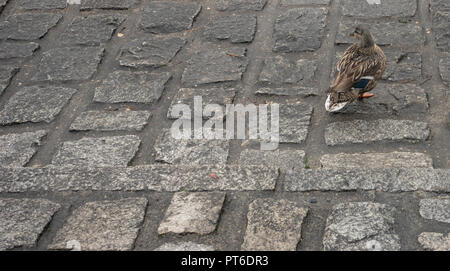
20,0,67,10
203,14,257,43
258,56,317,85
0,13,62,40
278,104,313,143
341,0,417,18
70,110,151,132
215,0,268,11
240,149,306,171
432,11,450,52
418,232,450,251
419,198,450,224
0,130,47,167
81,0,138,10
0,41,39,59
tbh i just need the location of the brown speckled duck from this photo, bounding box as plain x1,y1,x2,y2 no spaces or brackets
326,25,386,112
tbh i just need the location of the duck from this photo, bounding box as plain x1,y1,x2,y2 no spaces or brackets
325,25,386,112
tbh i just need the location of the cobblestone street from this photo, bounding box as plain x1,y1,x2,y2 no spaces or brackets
0,0,449,251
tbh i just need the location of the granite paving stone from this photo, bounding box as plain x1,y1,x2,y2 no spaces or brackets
118,38,186,68
255,87,319,97
0,64,19,96
0,130,47,167
240,149,306,171
419,198,450,224
182,47,248,86
432,11,450,52
320,152,433,169
341,0,416,18
280,0,330,5
440,56,449,84
278,104,313,143
324,119,430,146
0,198,60,251
70,110,151,132
154,242,214,251
49,198,147,251
0,86,77,124
430,0,450,12
203,14,257,43
418,232,450,251
383,51,422,82
0,13,62,41
93,71,171,103
273,8,328,52
20,0,67,10
139,1,201,34
0,41,39,59
154,129,229,165
158,192,225,235
59,15,125,46
241,199,308,251
81,0,137,10
31,47,104,82
51,136,141,167
258,56,317,85
323,202,401,251
216,0,268,11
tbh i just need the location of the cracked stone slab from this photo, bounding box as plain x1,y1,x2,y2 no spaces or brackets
182,47,248,86
0,165,279,192
432,11,450,52
273,8,328,52
51,136,140,167
0,64,19,96
324,119,430,146
158,192,225,235
418,232,450,251
341,0,416,18
203,14,256,43
216,0,267,11
281,0,331,5
154,242,214,251
154,129,229,165
70,110,151,132
31,47,104,82
383,51,422,82
81,0,137,10
278,104,313,143
320,152,433,169
440,56,449,84
0,198,60,251
284,168,450,192
0,131,46,167
241,199,308,251
0,13,62,40
93,71,171,103
0,86,77,124
258,56,317,85
118,38,185,68
323,202,400,251
167,87,236,120
240,149,306,171
49,198,147,251
0,41,39,59
59,14,125,46
336,20,424,46
419,198,450,224
256,87,319,97
139,1,201,34
20,0,67,10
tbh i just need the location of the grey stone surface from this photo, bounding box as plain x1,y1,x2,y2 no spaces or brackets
341,0,416,18
139,1,201,34
0,165,279,192
93,71,171,103
31,47,104,82
278,104,313,143
154,129,229,165
383,51,422,82
258,56,317,85
81,0,137,10
240,149,306,171
182,47,248,86
323,202,401,251
432,11,450,52
70,110,151,132
440,56,449,84
0,64,18,96
336,20,424,46
324,119,430,146
430,0,450,12
241,199,308,251
154,242,214,251
51,136,140,167
59,15,125,46
158,192,225,235
419,198,450,224
49,198,147,251
20,0,67,10
284,168,450,192
167,87,236,120
0,198,60,251
203,14,256,43
418,232,450,251
256,87,319,97
0,0,7,13
0,41,39,59
273,8,328,52
0,86,77,124
216,0,268,11
0,13,62,40
0,130,47,167
320,152,433,169
281,0,330,5
118,38,185,68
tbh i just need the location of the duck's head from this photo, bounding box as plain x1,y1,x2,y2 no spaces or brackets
349,25,374,48
325,93,349,112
